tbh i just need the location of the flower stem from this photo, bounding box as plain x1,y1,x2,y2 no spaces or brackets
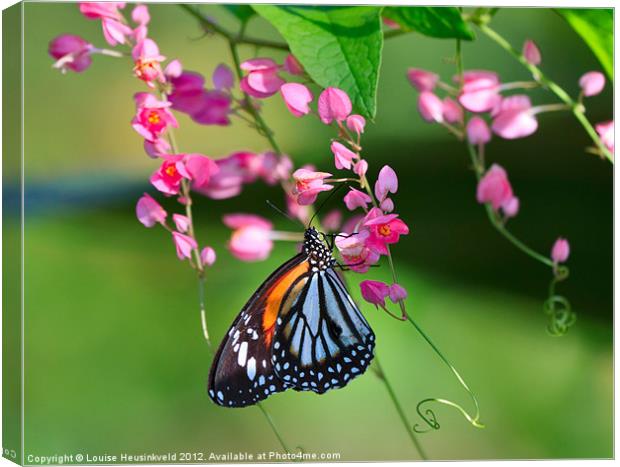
373,356,428,460
257,402,291,453
475,23,613,163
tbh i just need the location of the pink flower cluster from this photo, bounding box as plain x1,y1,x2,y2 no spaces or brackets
407,38,612,150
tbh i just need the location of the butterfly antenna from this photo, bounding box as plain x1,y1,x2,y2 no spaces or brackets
266,200,302,227
308,183,348,229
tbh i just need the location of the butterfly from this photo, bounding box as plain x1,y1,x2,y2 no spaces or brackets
208,226,375,407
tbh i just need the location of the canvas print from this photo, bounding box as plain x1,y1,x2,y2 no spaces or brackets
2,2,613,464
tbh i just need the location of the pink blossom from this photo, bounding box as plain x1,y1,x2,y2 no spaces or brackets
317,87,352,124
551,237,570,264
595,121,614,154
182,153,219,187
375,165,398,201
194,152,256,199
240,58,284,98
522,39,541,65
579,71,605,97
380,198,394,213
322,209,342,232
132,39,165,86
502,196,520,218
201,246,217,266
286,191,311,224
213,64,234,90
388,283,408,303
491,95,538,139
417,92,444,123
360,280,390,307
172,213,190,233
407,68,439,92
49,34,93,73
466,116,492,145
164,59,182,79
168,71,232,126
363,207,409,254
346,115,366,135
79,2,125,20
132,93,178,142
292,169,334,205
458,70,501,113
343,187,372,211
354,160,368,177
331,141,357,170
136,193,167,227
172,231,197,261
223,214,274,261
283,54,304,75
442,97,463,124
280,83,313,117
131,4,150,25
335,230,379,273
150,158,184,195
144,137,171,158
476,164,514,212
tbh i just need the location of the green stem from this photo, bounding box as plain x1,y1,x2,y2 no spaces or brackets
257,402,291,453
180,4,289,51
407,316,484,429
476,23,613,163
373,356,428,460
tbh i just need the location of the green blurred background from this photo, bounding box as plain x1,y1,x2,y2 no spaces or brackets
14,3,612,461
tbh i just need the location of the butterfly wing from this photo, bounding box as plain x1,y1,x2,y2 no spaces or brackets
271,267,375,394
208,253,312,407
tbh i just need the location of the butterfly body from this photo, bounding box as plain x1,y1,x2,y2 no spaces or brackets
208,227,375,408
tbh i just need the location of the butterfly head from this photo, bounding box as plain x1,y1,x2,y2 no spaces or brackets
303,227,333,271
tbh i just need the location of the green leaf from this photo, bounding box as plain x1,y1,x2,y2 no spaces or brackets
383,7,474,40
222,5,255,23
556,8,613,80
253,5,383,118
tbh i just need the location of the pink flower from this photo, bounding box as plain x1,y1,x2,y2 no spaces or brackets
201,246,217,266
292,169,334,205
407,68,439,92
388,283,408,303
131,4,150,25
331,141,357,170
476,164,514,212
442,97,463,124
164,59,183,78
194,152,257,200
283,54,304,75
240,58,284,98
136,193,167,227
417,92,444,123
79,2,125,20
343,187,372,211
132,93,178,142
167,71,232,126
523,39,541,65
491,95,538,139
172,213,190,233
213,64,234,90
280,83,313,117
354,159,368,177
363,207,409,254
49,34,93,73
335,230,379,273
172,231,197,261
286,190,311,224
551,237,570,264
466,116,492,145
595,121,614,154
380,197,394,213
375,165,398,201
144,137,171,158
322,209,342,232
360,280,390,307
183,153,220,187
317,87,352,124
458,70,501,113
100,17,133,46
502,196,520,218
346,115,366,135
579,71,605,97
223,214,274,261
150,158,184,195
132,39,165,87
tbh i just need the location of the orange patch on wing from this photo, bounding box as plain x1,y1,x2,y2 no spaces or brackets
262,261,309,346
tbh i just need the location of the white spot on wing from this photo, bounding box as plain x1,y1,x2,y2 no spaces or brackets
237,341,248,367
